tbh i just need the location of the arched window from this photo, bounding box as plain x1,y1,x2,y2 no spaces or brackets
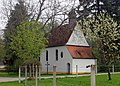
46,50,48,61
56,49,58,61
61,52,63,58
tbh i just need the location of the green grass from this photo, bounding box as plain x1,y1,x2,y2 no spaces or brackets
0,72,18,77
0,74,120,86
0,72,73,77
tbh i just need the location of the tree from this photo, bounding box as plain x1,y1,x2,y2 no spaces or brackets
76,0,120,24
76,0,94,19
98,0,120,23
4,0,29,67
10,21,47,65
2,0,79,30
2,0,77,71
79,13,120,80
0,37,5,62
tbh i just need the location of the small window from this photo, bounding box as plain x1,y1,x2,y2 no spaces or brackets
39,57,41,61
61,52,63,58
56,49,58,61
46,50,48,61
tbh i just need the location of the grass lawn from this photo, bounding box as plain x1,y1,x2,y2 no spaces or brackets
0,72,18,77
0,74,120,86
0,71,74,77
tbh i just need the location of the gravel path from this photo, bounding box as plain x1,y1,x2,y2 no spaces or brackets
0,77,25,82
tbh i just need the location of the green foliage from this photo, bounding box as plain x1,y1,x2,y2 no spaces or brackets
4,0,29,66
10,21,47,65
0,37,5,61
79,13,120,80
79,13,120,65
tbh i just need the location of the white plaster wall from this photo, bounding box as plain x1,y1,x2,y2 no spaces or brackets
40,46,73,73
72,59,96,73
66,24,89,46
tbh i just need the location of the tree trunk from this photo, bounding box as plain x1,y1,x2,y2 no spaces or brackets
32,64,35,78
96,0,100,14
108,67,111,80
29,64,32,78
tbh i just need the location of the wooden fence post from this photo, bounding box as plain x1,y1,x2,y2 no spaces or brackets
39,65,41,80
35,65,38,86
91,65,96,86
112,64,115,73
76,65,78,77
25,65,27,86
53,65,56,86
18,66,21,83
95,59,97,74
29,65,32,78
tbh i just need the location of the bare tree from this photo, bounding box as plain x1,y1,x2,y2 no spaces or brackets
2,0,79,30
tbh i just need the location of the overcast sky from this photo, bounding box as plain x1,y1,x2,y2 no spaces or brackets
0,0,4,36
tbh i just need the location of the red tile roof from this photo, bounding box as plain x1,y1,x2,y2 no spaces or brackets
48,23,76,47
66,46,94,59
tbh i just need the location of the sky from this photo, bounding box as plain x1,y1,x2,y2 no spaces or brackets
0,0,4,37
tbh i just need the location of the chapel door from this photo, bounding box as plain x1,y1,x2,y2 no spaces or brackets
67,63,70,74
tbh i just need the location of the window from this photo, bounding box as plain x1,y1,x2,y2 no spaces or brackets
46,50,48,61
39,57,41,61
56,49,58,61
61,52,63,58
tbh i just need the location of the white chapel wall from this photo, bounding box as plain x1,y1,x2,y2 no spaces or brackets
72,59,96,73
40,46,73,73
